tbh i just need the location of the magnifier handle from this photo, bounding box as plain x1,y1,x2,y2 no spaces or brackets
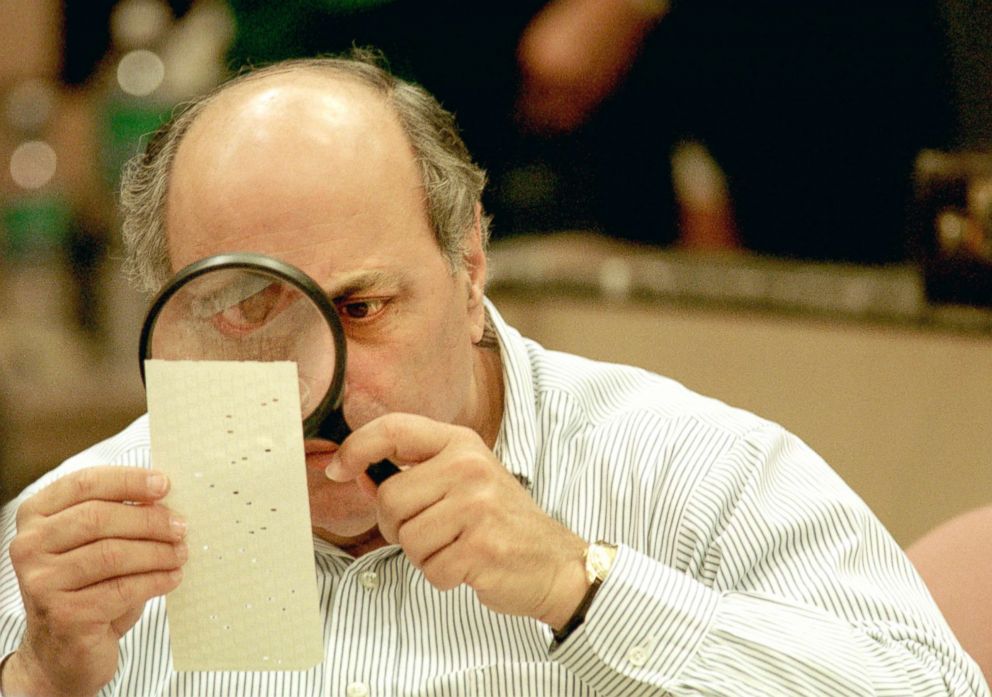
366,459,400,484
314,417,400,484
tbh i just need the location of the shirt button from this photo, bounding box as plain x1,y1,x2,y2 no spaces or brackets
346,681,370,697
358,570,380,590
627,646,649,666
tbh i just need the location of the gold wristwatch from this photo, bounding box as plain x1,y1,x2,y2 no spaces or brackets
551,541,618,649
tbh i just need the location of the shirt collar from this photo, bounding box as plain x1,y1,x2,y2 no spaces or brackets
485,298,538,490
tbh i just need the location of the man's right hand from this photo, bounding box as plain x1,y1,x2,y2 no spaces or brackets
2,466,187,697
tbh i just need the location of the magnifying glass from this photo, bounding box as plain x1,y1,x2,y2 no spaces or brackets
138,252,399,485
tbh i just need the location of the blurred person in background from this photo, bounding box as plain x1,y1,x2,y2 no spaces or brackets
227,0,955,263
51,0,960,262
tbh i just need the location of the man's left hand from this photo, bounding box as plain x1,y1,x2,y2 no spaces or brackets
325,413,589,630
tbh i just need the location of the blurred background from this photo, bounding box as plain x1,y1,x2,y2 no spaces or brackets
0,0,991,545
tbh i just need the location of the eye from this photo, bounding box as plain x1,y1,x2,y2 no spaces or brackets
210,283,293,336
337,298,386,321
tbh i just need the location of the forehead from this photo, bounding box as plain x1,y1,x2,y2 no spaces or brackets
175,71,412,190
165,71,434,274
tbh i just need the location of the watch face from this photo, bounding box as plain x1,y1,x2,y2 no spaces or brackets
586,543,618,582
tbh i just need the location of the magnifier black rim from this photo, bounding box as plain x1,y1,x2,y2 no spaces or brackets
138,252,347,438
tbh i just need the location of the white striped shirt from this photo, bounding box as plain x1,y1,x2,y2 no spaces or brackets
0,301,987,696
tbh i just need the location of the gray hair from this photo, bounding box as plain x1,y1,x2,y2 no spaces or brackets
119,48,491,293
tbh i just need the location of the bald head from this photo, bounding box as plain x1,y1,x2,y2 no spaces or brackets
173,69,410,184
119,52,489,293
178,70,402,172
166,72,428,270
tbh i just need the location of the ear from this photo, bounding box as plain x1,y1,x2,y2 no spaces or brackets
464,203,488,344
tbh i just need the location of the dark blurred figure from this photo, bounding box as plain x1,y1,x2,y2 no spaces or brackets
220,2,957,263
940,0,992,149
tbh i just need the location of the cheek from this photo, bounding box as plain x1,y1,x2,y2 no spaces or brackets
343,322,472,422
339,346,405,426
345,344,442,410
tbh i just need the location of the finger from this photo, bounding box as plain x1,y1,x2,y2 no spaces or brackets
76,568,184,624
59,539,188,591
40,501,186,554
419,541,470,593
379,434,510,519
327,413,470,481
25,467,170,517
392,497,463,568
375,450,465,536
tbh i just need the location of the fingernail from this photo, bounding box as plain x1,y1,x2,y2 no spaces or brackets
170,516,188,539
175,542,189,563
169,568,184,582
148,473,169,496
324,452,343,481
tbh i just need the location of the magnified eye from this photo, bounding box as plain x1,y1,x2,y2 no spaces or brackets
213,283,293,336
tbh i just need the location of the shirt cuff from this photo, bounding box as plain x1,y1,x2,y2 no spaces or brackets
552,544,721,693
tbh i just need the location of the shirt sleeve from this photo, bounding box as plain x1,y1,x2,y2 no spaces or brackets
552,421,990,696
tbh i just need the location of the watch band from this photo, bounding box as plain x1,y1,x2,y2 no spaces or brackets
550,541,617,650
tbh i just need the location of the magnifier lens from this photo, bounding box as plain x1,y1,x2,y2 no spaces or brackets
148,267,337,420
142,253,398,484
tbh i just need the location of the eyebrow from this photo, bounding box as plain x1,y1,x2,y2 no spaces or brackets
323,269,401,300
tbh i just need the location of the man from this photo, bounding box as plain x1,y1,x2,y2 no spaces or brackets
0,52,987,696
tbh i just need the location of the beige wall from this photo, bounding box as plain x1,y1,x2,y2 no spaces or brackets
491,291,992,547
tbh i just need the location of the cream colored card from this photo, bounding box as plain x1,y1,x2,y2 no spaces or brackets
146,359,323,672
